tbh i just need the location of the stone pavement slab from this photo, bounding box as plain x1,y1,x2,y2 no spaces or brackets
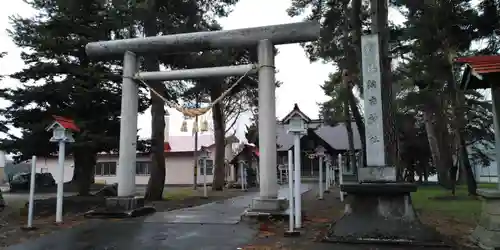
145,184,312,224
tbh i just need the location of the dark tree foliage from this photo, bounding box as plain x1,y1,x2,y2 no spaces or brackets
0,0,149,195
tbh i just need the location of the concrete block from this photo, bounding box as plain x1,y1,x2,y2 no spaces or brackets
481,195,500,216
105,196,144,211
248,197,287,212
471,225,500,250
358,167,396,182
471,189,500,249
478,213,500,231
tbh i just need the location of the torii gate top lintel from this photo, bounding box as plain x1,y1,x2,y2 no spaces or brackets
85,21,320,57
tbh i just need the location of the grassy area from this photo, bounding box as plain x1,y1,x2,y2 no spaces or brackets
162,188,197,200
412,183,496,221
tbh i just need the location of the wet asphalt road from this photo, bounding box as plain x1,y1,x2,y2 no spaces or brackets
7,220,256,250
6,185,313,250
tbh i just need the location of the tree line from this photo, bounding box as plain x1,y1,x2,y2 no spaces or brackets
0,0,261,200
290,0,498,195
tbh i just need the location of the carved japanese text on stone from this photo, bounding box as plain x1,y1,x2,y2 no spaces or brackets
361,34,386,167
366,80,377,89
367,113,378,125
368,135,380,144
368,96,377,105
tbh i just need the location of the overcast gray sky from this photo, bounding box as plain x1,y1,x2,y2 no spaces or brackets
0,0,334,141
0,0,412,141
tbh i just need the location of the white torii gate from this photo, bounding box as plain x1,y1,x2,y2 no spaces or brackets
85,21,320,212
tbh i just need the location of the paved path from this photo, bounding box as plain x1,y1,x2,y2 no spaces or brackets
7,185,312,250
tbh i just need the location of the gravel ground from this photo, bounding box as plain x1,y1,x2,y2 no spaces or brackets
241,186,480,250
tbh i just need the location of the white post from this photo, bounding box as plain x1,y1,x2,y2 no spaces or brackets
27,155,36,228
293,133,302,228
332,164,336,186
287,150,294,232
318,156,323,200
56,141,65,223
490,87,500,190
230,163,236,182
338,154,344,202
203,158,207,197
117,51,139,197
325,159,330,191
240,161,246,190
257,39,279,200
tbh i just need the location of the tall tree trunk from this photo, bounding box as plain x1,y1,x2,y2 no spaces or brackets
422,98,453,189
0,189,4,210
343,71,357,175
460,136,477,195
144,0,166,201
445,53,477,195
371,0,399,173
211,86,226,191
341,0,357,174
424,163,429,182
347,93,365,165
345,102,357,175
73,147,96,196
349,0,367,167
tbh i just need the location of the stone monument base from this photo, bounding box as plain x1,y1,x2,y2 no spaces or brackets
84,196,156,218
470,189,500,250
324,182,447,246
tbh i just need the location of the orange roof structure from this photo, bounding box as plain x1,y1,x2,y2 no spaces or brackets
455,55,500,90
455,55,500,74
50,115,80,132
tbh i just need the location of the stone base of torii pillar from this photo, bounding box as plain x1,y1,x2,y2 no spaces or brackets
470,189,500,250
324,167,448,247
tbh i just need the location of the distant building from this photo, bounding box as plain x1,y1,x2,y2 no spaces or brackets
34,114,239,186
229,104,363,184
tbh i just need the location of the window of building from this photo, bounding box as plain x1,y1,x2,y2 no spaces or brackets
198,159,214,175
95,162,117,176
136,161,151,175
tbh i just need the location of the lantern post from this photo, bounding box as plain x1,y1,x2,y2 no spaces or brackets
324,155,332,192
286,114,306,228
46,116,79,224
239,159,247,191
315,146,326,200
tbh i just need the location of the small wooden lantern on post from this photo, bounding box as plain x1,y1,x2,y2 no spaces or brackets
46,116,79,224
284,109,308,229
